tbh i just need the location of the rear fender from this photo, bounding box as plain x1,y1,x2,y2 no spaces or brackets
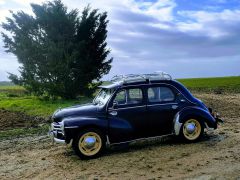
174,106,217,135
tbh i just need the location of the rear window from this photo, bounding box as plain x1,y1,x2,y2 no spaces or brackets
148,87,175,102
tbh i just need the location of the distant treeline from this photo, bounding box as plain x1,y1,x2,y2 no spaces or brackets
0,81,15,86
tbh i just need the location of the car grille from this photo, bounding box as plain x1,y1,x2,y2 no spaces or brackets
51,122,64,138
52,122,61,130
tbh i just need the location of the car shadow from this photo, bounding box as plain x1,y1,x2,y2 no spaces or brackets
102,132,226,158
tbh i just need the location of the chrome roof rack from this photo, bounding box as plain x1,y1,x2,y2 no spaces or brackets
111,71,172,84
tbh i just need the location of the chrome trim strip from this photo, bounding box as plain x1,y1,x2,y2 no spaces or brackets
147,103,178,107
109,133,174,146
174,112,182,136
116,105,146,110
53,125,61,127
108,105,146,111
52,127,61,130
64,126,79,129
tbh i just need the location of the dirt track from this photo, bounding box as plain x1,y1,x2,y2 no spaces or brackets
0,93,239,179
0,109,47,130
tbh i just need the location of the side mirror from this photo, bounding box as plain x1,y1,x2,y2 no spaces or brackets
112,101,118,109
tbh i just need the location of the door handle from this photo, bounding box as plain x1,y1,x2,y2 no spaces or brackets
109,111,117,116
172,105,178,109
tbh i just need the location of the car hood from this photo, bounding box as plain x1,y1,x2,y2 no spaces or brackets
52,103,98,122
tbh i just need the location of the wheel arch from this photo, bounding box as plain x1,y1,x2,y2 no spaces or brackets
174,106,217,135
63,116,108,141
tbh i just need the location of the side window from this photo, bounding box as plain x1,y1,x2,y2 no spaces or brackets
114,88,143,105
148,86,175,103
148,87,160,102
127,88,143,104
160,87,175,102
114,90,126,105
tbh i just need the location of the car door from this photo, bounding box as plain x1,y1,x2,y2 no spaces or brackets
108,87,148,143
146,85,179,136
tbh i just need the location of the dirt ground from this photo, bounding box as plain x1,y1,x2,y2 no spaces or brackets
0,109,47,130
0,93,239,180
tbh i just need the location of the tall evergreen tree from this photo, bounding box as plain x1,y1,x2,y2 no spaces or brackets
1,0,112,99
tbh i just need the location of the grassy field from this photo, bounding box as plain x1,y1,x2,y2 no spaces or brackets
177,76,240,93
0,83,27,97
0,82,91,117
0,95,90,118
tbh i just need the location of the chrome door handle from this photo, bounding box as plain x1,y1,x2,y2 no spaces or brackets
109,111,117,116
172,105,178,109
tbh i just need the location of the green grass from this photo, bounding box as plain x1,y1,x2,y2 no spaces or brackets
0,83,91,117
177,76,240,93
0,84,27,97
0,95,91,118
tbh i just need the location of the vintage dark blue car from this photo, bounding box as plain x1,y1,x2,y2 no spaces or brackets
49,72,221,159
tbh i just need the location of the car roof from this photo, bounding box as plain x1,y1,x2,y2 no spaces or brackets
99,82,121,89
99,79,180,89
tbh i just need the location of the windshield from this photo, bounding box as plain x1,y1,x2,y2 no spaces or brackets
93,88,114,106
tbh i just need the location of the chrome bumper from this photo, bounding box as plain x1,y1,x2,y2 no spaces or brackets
208,108,224,124
49,122,65,144
48,130,66,144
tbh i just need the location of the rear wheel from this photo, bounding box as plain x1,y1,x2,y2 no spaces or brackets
73,128,105,159
180,118,203,142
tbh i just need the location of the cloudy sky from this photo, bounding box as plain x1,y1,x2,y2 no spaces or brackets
0,0,240,81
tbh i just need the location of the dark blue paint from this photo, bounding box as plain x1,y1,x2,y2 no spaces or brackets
52,79,218,143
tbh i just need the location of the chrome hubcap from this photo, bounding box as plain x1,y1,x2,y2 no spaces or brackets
186,123,196,134
84,137,96,149
183,119,201,140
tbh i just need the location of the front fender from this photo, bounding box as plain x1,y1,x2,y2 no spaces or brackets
63,116,108,141
174,106,217,135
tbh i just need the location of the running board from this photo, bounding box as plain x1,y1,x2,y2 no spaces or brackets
107,133,174,147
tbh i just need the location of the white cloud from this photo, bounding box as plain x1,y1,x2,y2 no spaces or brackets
0,0,5,5
126,0,176,22
177,9,240,37
12,0,44,6
179,9,240,23
0,9,10,23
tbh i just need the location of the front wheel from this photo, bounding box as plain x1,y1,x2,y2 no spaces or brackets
180,118,203,142
73,128,105,159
